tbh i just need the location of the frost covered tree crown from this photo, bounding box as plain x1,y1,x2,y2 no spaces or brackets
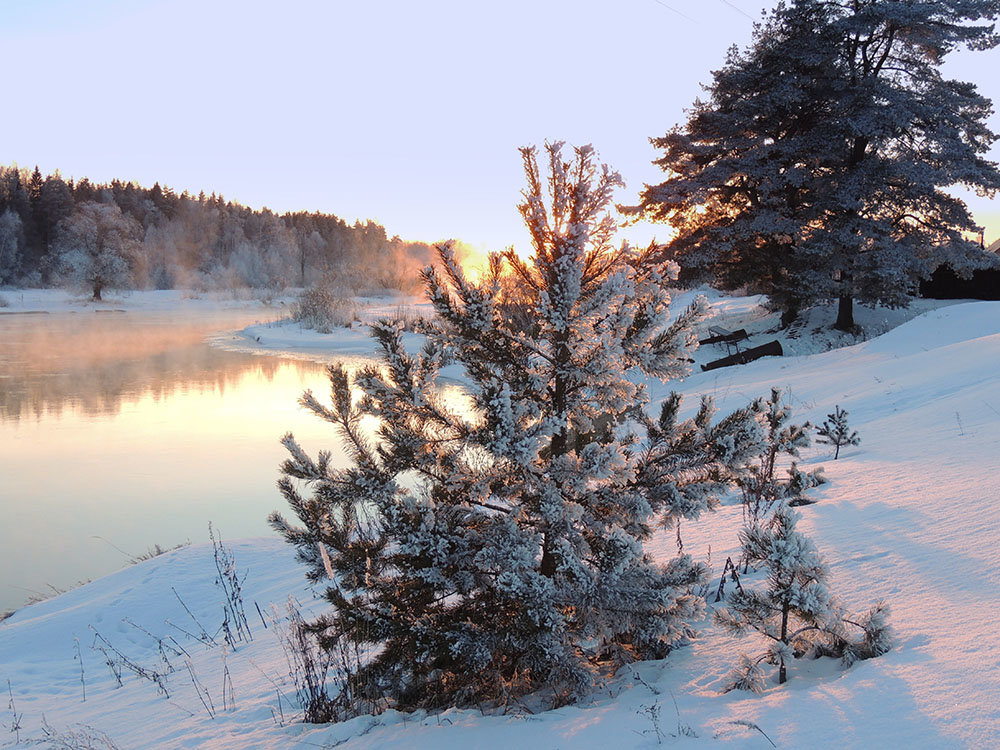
634,0,1000,330
51,201,142,301
271,142,763,712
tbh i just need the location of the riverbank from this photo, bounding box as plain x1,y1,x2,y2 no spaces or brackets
2,294,998,747
0,288,290,316
226,286,958,369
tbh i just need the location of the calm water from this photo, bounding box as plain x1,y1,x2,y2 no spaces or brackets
0,309,361,614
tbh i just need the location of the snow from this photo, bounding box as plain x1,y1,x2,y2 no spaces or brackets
0,288,291,316
218,287,960,368
214,295,431,364
2,292,999,748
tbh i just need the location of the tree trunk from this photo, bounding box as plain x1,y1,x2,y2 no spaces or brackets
539,538,556,577
779,601,790,685
780,305,800,329
834,294,854,331
92,283,103,301
540,329,570,579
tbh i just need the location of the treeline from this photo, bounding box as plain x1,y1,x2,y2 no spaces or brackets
0,164,434,295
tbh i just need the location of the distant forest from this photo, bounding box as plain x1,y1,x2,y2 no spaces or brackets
0,164,435,294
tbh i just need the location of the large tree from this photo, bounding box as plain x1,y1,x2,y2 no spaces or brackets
271,143,763,712
635,0,1000,330
52,201,142,300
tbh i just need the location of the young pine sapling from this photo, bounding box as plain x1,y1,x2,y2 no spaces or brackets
715,506,892,691
816,405,860,459
737,388,825,529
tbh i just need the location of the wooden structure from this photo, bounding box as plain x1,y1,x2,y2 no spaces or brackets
701,340,783,371
699,326,750,355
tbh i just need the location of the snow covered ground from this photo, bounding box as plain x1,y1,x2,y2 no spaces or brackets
2,292,998,748
0,288,290,316
211,294,430,363
219,287,959,365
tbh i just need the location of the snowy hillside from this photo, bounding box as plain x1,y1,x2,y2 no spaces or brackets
2,300,998,748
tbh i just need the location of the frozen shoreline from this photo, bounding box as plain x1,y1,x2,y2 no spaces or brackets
221,286,959,372
2,286,957,365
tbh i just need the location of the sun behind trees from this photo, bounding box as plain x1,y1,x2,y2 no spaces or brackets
270,142,764,713
634,0,1000,331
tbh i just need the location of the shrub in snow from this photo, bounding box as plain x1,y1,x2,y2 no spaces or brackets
292,284,357,333
738,388,825,528
816,405,860,459
270,142,763,712
715,505,891,691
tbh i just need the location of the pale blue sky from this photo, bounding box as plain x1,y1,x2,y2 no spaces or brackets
3,0,998,251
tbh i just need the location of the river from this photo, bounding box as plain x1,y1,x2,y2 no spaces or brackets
0,305,359,615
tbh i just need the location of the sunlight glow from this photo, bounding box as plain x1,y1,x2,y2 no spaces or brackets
449,217,677,284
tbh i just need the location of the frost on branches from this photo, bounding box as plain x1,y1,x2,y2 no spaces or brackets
635,0,1000,330
715,506,892,691
51,201,142,301
738,388,826,528
270,142,763,712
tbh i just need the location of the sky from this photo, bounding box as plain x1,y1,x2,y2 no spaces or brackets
3,0,999,252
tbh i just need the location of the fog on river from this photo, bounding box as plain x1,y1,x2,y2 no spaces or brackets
0,308,360,614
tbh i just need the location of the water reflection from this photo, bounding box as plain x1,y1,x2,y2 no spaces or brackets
0,310,344,614
0,312,285,420
0,309,474,615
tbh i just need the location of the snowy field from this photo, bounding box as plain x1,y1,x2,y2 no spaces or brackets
1,292,998,748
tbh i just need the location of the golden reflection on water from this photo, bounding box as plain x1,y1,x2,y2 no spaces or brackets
0,311,338,613
0,312,287,420
0,310,474,614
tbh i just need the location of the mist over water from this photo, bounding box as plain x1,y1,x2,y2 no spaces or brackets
1,311,281,419
0,309,350,614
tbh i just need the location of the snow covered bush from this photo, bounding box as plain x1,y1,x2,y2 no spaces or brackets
715,505,892,691
816,405,860,460
738,388,825,527
270,142,763,713
292,284,357,333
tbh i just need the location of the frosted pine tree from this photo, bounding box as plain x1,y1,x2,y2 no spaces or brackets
816,405,859,459
738,388,825,528
716,505,892,691
631,0,843,326
271,142,763,711
716,506,835,688
635,0,1000,330
0,209,23,285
